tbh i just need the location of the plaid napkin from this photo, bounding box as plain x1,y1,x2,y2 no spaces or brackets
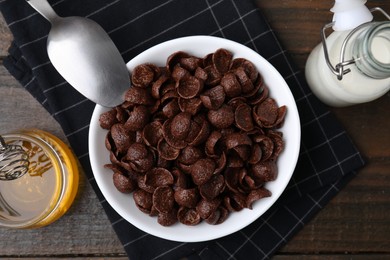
0,0,365,259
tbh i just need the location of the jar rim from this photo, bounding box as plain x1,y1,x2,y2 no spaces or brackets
354,21,390,79
366,22,390,67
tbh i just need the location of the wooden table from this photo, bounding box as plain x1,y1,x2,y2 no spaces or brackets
1,1,389,259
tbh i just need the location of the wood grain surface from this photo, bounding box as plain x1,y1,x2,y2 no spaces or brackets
1,1,389,259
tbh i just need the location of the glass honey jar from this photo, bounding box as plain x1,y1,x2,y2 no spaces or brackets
0,129,79,229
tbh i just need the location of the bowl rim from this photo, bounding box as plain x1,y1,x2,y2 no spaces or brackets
89,35,301,242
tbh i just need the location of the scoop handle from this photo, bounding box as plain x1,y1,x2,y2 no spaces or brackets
27,0,60,23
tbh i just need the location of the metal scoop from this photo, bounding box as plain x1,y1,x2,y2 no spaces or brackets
27,0,130,107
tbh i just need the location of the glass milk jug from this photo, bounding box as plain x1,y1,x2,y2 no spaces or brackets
305,0,390,107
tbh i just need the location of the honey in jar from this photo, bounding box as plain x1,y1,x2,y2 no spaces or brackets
0,129,79,228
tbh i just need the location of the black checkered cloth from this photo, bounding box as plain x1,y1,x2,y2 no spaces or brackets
0,0,365,259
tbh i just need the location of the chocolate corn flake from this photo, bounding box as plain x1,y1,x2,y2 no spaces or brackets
142,120,163,148
100,48,287,226
113,171,136,194
189,158,216,186
251,160,278,183
180,56,203,72
153,186,175,213
174,187,199,208
157,138,180,160
166,51,189,73
133,189,153,214
124,105,150,132
234,103,254,131
205,131,222,157
246,188,272,209
158,208,178,226
196,198,221,220
131,63,158,88
177,75,204,99
178,97,203,115
99,110,118,130
200,85,226,110
177,207,201,226
124,86,154,106
171,65,190,82
170,112,192,140
231,58,259,83
199,174,225,200
162,99,180,119
178,145,203,165
207,104,235,129
213,48,233,74
109,123,134,155
234,67,254,95
221,72,242,98
145,167,174,188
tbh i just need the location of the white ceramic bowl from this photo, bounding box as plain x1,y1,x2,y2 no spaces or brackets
89,35,301,242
